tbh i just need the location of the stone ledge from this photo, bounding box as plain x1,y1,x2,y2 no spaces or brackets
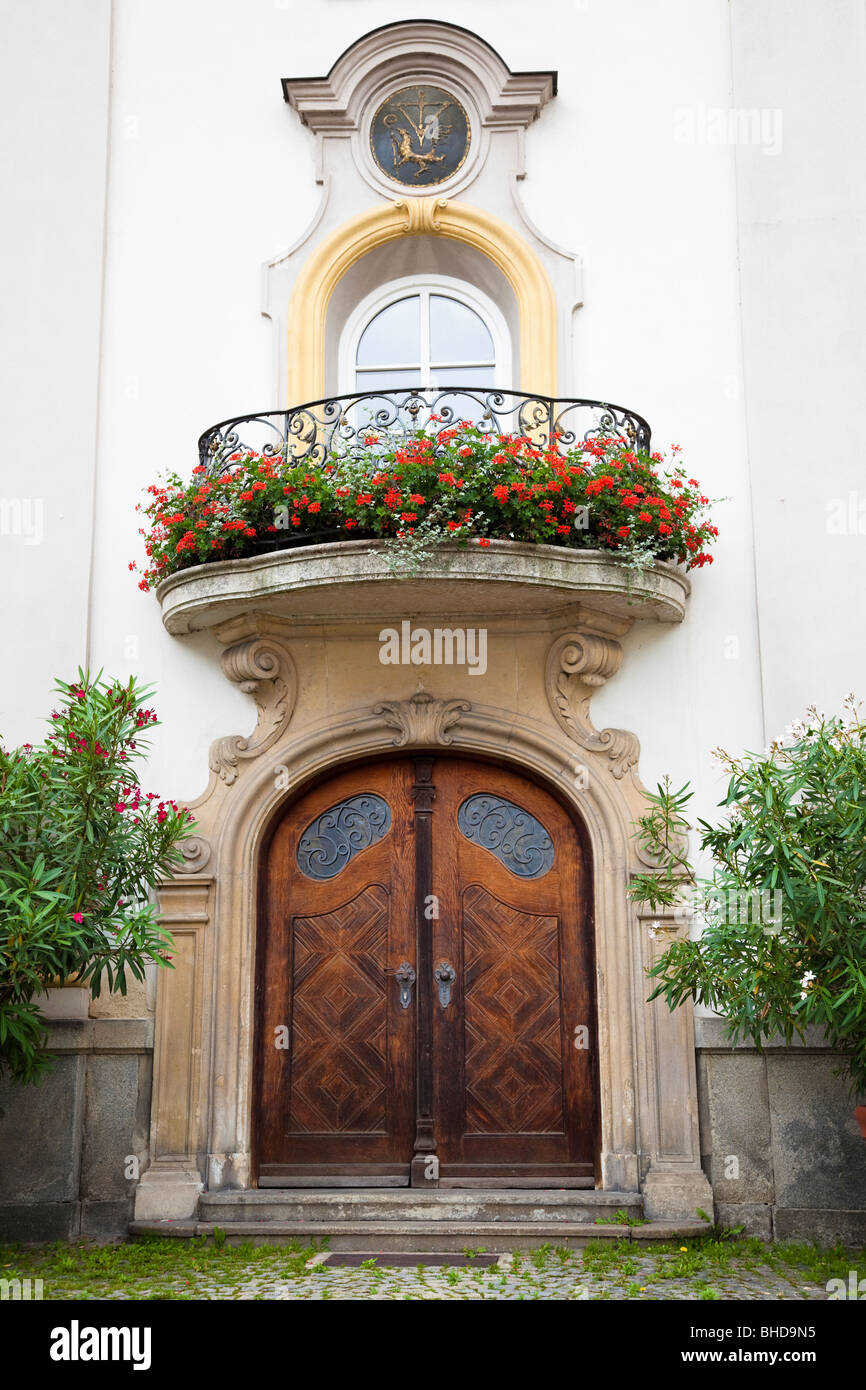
695,1019,838,1052
128,1218,710,1249
157,540,691,636
44,1019,154,1054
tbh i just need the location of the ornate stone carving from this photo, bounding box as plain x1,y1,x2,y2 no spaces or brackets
178,836,212,873
373,690,470,747
545,631,640,779
396,196,448,234
209,636,296,786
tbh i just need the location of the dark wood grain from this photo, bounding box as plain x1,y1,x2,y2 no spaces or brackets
254,755,599,1186
410,757,436,1185
431,757,598,1178
254,760,416,1181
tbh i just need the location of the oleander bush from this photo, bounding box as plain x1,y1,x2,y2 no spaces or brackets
630,697,866,1096
0,672,193,1084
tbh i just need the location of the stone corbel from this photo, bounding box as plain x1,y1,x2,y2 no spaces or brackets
373,690,470,747
545,630,640,779
396,196,449,235
208,631,297,786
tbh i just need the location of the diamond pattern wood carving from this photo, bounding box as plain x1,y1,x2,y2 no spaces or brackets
255,756,596,1184
289,885,389,1133
462,884,564,1135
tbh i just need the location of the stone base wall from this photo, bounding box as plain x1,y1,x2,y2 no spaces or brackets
0,1019,153,1243
3,1012,865,1245
696,1020,866,1245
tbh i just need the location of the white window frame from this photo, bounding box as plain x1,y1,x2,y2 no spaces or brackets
338,273,512,395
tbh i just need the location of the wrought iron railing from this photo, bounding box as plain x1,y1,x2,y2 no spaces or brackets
198,387,651,476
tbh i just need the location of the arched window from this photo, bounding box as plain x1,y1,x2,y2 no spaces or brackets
339,275,511,395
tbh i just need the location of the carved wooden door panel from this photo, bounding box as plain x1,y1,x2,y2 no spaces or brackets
255,756,597,1186
255,761,416,1184
431,759,597,1182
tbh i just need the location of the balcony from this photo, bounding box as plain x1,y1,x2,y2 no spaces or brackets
197,387,652,473
157,387,690,637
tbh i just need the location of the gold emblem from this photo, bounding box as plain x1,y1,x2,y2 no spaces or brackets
370,85,470,187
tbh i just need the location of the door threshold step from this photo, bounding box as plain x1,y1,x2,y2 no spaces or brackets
130,1218,709,1252
197,1189,644,1223
200,1188,640,1207
437,1178,595,1189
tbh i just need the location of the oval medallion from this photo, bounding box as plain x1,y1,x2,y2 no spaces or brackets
457,794,554,879
297,793,392,880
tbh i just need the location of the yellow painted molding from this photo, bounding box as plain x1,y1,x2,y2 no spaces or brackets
286,198,558,403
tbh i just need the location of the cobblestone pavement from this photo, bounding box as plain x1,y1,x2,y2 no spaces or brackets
13,1238,859,1301
133,1255,827,1301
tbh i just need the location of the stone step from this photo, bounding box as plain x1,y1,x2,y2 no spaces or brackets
197,1188,644,1225
130,1217,708,1252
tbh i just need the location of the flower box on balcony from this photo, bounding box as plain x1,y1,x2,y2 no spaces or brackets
136,389,717,631
157,537,690,636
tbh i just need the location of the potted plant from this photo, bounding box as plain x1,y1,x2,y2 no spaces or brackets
132,422,719,590
630,697,866,1127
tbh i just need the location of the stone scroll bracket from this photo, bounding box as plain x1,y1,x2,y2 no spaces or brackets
207,622,297,788
545,627,641,780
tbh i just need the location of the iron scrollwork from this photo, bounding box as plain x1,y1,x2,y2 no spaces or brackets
198,388,651,477
296,793,392,881
457,794,555,880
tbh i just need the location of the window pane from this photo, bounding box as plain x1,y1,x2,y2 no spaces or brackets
355,368,424,392
430,295,494,364
429,367,496,389
356,297,421,367
430,381,497,427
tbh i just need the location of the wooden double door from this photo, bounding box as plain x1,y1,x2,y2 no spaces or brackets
255,756,598,1186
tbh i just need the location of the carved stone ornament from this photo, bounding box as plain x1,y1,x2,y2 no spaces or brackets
209,635,297,786
373,690,470,747
396,195,448,234
178,836,212,874
545,631,640,779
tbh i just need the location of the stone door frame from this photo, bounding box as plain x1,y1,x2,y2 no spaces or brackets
134,617,712,1222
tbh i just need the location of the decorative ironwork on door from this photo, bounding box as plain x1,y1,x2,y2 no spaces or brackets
456,793,554,879
296,793,392,880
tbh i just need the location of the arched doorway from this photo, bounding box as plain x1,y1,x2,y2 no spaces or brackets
253,754,598,1187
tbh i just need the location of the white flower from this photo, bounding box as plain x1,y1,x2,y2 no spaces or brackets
800,970,816,1000
782,720,807,743
648,921,661,939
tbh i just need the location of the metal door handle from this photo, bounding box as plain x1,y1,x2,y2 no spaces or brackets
394,961,416,1009
434,961,457,1008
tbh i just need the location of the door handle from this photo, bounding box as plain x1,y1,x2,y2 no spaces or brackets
434,961,457,1009
393,961,417,1009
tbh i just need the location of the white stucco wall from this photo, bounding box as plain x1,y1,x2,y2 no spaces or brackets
2,0,864,840
728,0,866,737
0,0,111,746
